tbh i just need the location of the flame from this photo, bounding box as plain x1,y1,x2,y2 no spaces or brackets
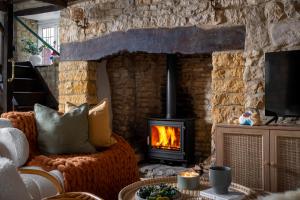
151,125,181,150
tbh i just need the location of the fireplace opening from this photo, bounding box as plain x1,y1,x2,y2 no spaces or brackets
105,53,212,163
150,125,181,151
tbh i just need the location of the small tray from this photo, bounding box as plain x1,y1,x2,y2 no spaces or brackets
118,176,258,200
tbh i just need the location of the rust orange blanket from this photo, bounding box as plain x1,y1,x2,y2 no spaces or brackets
2,112,139,200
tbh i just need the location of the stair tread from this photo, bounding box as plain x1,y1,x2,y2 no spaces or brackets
15,64,32,68
14,78,36,81
15,105,34,108
13,91,45,94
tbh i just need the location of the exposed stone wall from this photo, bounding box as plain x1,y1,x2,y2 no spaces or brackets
211,51,245,124
211,51,245,161
14,18,38,62
58,0,300,161
37,64,59,100
58,61,98,111
106,53,212,161
59,0,300,121
106,53,165,156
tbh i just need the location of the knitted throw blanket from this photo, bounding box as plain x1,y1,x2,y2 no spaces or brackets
1,112,38,156
28,135,139,200
1,112,140,200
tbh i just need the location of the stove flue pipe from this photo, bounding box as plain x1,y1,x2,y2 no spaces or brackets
166,54,177,119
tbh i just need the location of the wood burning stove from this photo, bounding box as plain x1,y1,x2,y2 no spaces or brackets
147,54,195,165
147,118,194,164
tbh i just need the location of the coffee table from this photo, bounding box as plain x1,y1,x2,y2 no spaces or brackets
118,176,259,200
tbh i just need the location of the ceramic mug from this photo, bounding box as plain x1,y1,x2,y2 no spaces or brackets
209,166,232,194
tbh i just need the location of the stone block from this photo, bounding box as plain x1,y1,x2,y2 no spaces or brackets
212,93,244,106
270,19,300,47
226,67,244,78
212,69,225,79
264,1,286,24
212,106,244,123
212,51,244,69
245,94,264,109
212,79,244,93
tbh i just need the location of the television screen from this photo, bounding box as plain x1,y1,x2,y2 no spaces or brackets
265,50,300,117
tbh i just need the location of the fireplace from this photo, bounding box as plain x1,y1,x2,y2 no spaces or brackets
147,54,195,165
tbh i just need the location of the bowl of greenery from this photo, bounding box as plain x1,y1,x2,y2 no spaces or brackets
21,39,44,66
135,184,182,200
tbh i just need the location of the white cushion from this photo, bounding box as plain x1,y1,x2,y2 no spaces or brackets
0,128,29,167
0,157,31,200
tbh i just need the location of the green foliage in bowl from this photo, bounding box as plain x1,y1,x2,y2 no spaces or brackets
21,39,44,55
137,184,180,200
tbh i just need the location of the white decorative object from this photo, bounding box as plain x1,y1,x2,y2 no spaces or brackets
0,128,29,167
41,48,53,65
200,188,245,200
29,54,42,66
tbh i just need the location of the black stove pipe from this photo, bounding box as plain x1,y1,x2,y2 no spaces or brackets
166,54,177,119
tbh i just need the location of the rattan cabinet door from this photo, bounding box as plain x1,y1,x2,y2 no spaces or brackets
270,130,300,192
216,127,270,191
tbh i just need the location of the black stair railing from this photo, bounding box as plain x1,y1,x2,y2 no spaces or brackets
14,15,60,56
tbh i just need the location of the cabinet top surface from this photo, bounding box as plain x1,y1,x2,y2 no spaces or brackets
216,124,300,131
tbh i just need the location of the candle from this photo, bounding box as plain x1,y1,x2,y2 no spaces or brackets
177,171,200,190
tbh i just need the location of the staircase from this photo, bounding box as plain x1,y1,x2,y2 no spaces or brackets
11,61,58,111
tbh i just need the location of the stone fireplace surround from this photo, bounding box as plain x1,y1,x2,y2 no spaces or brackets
58,24,245,163
57,0,300,163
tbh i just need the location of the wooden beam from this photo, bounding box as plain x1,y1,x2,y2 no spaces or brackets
67,0,89,6
13,0,67,7
38,0,67,7
3,2,13,112
60,25,246,61
14,5,62,16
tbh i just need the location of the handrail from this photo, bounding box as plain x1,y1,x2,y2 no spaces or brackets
14,15,60,56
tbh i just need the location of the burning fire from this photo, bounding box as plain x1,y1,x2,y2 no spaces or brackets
151,125,181,150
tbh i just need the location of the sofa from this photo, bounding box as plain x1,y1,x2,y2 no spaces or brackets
1,111,140,200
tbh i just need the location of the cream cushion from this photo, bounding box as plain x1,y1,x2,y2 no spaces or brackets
65,99,117,147
0,128,29,167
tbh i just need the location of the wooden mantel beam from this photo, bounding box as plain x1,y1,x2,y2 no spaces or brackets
13,0,67,7
60,25,246,61
14,5,62,16
37,0,67,7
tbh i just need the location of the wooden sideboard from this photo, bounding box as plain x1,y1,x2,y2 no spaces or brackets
215,124,300,192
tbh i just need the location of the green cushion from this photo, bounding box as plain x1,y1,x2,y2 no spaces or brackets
34,103,96,154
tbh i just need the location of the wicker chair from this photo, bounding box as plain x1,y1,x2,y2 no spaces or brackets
44,192,104,200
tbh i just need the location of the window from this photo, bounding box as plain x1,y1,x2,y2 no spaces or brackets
38,19,60,51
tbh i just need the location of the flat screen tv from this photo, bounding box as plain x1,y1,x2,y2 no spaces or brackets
265,50,300,117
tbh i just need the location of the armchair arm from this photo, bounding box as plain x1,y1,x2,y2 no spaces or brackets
19,168,64,194
43,192,104,200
